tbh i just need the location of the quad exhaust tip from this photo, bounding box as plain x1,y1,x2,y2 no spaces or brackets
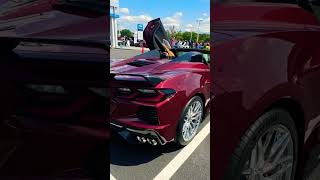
136,136,157,145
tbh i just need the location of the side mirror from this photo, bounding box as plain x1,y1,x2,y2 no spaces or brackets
191,54,203,63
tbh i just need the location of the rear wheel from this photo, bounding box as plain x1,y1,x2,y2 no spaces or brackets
226,109,298,180
176,96,203,146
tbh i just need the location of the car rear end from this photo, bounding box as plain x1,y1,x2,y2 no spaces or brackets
110,73,184,145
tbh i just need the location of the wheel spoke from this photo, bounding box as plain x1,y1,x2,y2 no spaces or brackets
187,108,192,119
270,132,290,161
263,130,274,156
257,138,264,168
250,144,258,168
272,139,290,165
194,102,201,113
192,111,202,118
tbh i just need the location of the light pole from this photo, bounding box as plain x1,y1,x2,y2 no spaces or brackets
190,26,193,41
196,19,203,43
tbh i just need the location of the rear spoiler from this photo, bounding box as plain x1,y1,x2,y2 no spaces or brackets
0,36,110,50
110,73,163,87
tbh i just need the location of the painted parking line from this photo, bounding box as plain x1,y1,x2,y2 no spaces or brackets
153,122,210,180
110,173,117,180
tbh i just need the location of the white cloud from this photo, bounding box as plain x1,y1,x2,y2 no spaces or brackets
184,17,210,33
119,8,130,15
163,12,183,29
119,14,153,24
186,24,193,28
117,10,210,34
200,17,210,33
197,18,204,21
202,13,208,17
118,14,153,32
174,12,183,17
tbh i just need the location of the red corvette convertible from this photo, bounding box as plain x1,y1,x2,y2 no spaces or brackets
213,1,320,180
110,18,211,146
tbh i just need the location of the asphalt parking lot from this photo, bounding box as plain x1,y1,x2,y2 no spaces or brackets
109,47,320,180
110,47,149,60
110,116,210,180
110,48,210,180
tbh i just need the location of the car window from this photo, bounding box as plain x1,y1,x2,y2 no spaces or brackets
172,51,203,62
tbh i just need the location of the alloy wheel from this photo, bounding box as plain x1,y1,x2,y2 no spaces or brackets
241,125,294,180
182,100,203,142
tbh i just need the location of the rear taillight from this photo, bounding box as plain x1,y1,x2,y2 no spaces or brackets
115,88,176,102
117,87,132,96
137,89,158,97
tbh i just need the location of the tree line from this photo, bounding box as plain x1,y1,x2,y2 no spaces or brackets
120,29,210,43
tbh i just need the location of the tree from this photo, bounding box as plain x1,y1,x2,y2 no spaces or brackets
166,30,172,39
182,32,191,41
175,31,183,41
198,33,210,43
120,29,133,38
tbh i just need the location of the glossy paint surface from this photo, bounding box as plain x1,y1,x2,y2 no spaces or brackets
212,2,320,180
0,0,108,178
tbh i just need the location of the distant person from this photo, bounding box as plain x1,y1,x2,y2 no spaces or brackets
171,38,175,47
126,38,130,47
205,43,210,50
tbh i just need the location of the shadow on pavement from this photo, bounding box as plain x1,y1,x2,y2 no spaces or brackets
110,132,182,166
110,114,210,166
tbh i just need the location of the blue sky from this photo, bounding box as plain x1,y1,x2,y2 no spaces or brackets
114,0,210,34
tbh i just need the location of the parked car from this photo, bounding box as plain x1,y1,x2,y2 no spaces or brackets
0,0,107,179
213,1,320,180
110,18,211,146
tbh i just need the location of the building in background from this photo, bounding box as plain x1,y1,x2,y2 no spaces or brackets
110,0,119,48
133,24,144,45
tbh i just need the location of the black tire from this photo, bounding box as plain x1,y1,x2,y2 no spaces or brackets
176,96,204,146
225,109,299,180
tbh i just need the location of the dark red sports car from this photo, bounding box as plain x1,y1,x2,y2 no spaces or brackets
110,18,211,146
213,1,320,180
0,0,107,179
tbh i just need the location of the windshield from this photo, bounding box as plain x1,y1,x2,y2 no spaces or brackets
133,49,210,64
172,51,202,62
133,49,161,59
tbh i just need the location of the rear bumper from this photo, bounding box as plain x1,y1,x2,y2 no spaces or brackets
110,121,173,145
